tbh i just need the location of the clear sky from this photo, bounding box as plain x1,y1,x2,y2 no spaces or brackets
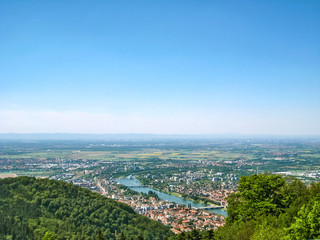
0,0,319,135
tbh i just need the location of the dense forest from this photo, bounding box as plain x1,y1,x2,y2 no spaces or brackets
0,177,173,240
169,174,320,240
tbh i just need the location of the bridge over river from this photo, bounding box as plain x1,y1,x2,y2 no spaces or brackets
195,206,225,210
125,185,145,188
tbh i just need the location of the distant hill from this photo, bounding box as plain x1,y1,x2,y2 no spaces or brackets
0,177,173,240
0,133,318,141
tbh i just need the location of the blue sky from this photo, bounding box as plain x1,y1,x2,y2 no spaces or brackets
0,0,319,135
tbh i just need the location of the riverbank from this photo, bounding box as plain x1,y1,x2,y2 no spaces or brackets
143,184,222,209
163,190,221,208
118,176,228,217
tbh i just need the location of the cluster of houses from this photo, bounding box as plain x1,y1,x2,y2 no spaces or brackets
146,207,225,233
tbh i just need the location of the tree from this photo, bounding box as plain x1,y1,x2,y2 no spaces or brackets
285,199,320,239
96,229,106,240
189,229,200,240
42,232,57,240
227,174,286,224
117,233,126,240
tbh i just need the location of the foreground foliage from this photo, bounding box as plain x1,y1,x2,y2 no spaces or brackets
170,173,320,240
0,177,173,240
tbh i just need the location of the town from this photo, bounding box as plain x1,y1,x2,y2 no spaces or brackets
0,137,319,233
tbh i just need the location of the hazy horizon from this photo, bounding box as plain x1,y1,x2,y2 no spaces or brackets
0,132,319,138
1,1,319,135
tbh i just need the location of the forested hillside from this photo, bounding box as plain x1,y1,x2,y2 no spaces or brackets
0,177,173,240
169,174,320,240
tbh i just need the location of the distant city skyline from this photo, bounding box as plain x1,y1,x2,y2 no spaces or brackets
0,1,319,135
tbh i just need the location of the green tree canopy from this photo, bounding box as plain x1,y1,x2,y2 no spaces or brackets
227,174,287,224
285,199,320,240
42,232,57,240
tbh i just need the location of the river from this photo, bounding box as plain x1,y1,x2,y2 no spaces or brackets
117,176,227,216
